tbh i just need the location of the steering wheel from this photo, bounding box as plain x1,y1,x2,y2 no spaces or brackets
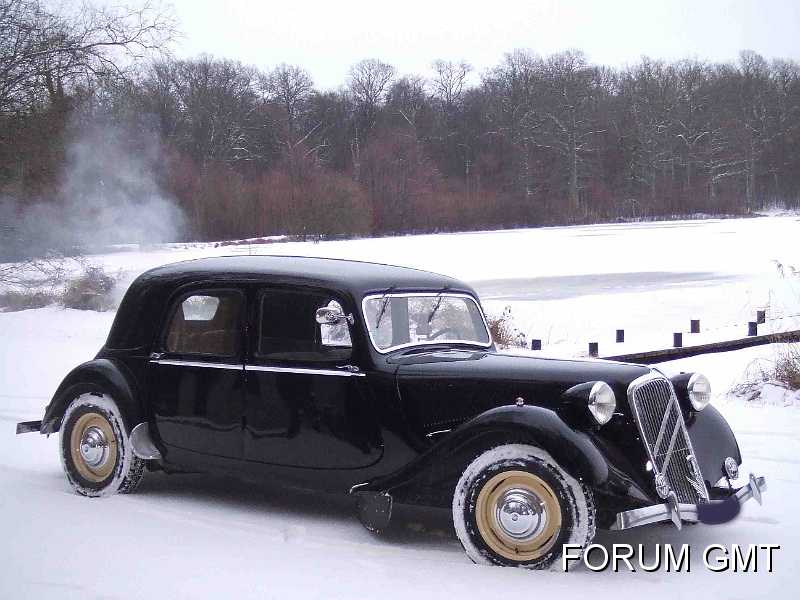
428,327,460,340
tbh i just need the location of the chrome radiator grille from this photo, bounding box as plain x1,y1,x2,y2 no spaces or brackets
628,374,709,504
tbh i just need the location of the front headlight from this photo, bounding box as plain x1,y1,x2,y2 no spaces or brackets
588,381,616,425
688,372,711,411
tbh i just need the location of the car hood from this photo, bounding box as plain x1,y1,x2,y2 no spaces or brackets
392,349,651,432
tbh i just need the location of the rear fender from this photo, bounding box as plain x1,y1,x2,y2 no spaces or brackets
361,405,611,507
41,359,142,434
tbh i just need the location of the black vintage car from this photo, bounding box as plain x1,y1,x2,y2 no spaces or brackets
17,256,766,569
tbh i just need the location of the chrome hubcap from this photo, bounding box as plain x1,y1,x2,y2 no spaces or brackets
494,488,547,541
476,470,562,562
79,426,109,468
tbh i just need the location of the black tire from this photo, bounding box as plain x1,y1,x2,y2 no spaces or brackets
453,444,595,571
59,393,146,497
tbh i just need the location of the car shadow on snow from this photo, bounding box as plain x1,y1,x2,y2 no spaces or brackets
132,470,459,550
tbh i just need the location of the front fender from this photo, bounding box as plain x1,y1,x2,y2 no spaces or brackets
41,359,142,434
360,405,613,507
686,404,742,488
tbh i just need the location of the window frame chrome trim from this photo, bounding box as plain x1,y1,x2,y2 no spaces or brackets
244,365,365,377
361,291,492,355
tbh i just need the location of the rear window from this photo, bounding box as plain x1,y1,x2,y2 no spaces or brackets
164,291,242,356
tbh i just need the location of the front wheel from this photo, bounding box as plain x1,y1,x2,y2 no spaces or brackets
59,393,145,497
452,444,595,570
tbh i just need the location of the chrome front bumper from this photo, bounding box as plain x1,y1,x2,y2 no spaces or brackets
611,474,767,531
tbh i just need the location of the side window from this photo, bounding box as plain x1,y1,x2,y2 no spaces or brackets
164,292,242,357
259,290,352,362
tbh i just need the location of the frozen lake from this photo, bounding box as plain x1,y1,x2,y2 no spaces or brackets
472,271,743,301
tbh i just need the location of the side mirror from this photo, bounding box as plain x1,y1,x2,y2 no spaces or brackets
315,307,354,326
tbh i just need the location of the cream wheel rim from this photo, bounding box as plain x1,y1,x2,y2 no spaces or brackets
475,470,562,562
70,412,117,482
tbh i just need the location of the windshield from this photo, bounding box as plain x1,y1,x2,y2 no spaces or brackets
362,293,491,353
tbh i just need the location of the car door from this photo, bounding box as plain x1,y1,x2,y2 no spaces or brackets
243,286,382,469
149,287,246,460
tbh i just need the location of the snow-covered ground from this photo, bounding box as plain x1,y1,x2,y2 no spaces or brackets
2,215,799,598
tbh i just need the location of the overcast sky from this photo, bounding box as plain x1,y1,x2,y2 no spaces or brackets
168,0,800,89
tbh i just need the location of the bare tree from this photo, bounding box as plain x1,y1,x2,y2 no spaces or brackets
537,50,605,213
482,49,544,199
347,58,395,118
765,58,800,203
170,56,263,164
736,51,776,209
261,63,313,138
704,53,777,210
346,58,395,181
672,59,713,198
619,58,677,207
431,59,471,109
0,0,176,113
387,75,428,126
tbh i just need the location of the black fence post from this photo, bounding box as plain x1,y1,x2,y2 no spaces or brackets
531,339,542,351
589,342,599,357
748,322,758,336
756,310,766,325
616,329,625,343
673,332,683,348
690,319,700,334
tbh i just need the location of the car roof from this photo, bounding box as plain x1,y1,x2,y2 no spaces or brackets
105,255,476,349
141,255,467,294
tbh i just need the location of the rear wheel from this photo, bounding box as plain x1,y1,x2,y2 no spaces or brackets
453,444,595,570
60,393,145,497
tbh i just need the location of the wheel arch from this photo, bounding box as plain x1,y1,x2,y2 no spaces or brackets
361,405,610,508
41,359,143,435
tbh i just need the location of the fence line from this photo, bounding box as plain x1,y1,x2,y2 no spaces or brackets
600,329,800,364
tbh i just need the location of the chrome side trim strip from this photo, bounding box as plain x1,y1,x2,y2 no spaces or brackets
426,429,452,438
244,365,366,377
150,359,243,370
150,359,365,377
612,474,767,530
349,482,370,494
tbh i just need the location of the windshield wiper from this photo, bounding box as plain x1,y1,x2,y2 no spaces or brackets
374,286,395,329
427,287,450,325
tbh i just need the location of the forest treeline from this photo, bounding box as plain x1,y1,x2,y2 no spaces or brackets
3,0,800,246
